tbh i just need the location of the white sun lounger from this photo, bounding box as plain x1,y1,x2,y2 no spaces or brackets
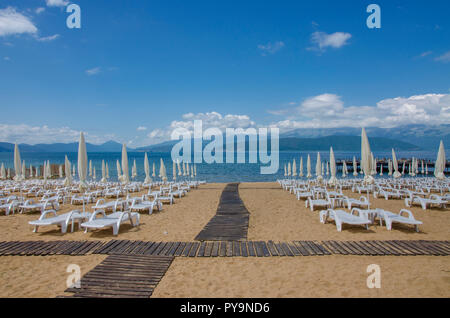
81,210,140,236
19,199,58,214
129,197,162,214
0,200,22,216
93,199,123,212
306,197,331,211
343,196,370,209
29,210,92,233
319,209,371,232
405,195,447,210
379,209,423,232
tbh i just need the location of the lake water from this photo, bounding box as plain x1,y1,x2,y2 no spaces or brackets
0,150,446,183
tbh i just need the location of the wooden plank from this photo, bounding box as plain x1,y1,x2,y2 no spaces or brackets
293,241,311,256
380,241,408,255
280,243,293,257
240,242,248,257
287,242,301,256
211,242,219,257
247,241,256,257
305,241,324,256
219,241,227,257
189,242,200,257
167,242,180,257
313,241,331,255
266,241,278,256
181,242,193,257
197,242,207,257
233,241,241,257
274,242,286,256
174,242,186,257
226,241,233,257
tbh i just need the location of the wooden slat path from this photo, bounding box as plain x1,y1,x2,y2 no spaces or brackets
195,183,250,241
0,240,106,256
0,240,449,257
64,254,174,298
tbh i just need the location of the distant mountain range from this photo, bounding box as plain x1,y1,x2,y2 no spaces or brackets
281,124,449,150
0,136,419,153
0,124,446,153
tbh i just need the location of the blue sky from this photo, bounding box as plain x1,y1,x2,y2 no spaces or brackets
0,0,449,146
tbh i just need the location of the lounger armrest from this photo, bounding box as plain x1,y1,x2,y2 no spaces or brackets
89,209,106,221
350,208,362,216
399,209,415,220
39,209,58,220
95,198,105,207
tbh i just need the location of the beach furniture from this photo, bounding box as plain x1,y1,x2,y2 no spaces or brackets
378,209,423,232
19,199,58,214
93,198,123,212
29,210,92,233
80,209,140,235
0,199,21,215
129,197,162,214
343,196,370,209
405,194,447,210
306,196,331,211
319,208,371,232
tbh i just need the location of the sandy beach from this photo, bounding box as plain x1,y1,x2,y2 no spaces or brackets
0,181,449,298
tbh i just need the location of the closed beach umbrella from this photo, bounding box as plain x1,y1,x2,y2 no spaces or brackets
59,164,63,179
152,162,156,177
132,159,137,179
13,143,22,181
77,132,88,191
183,162,187,176
299,157,304,177
342,160,347,178
353,156,358,177
392,149,401,178
0,163,5,179
72,165,76,177
292,159,297,177
93,167,96,181
315,152,322,180
287,162,291,177
173,161,177,181
321,162,325,176
326,161,329,176
177,159,182,176
106,162,109,180
43,162,47,184
434,140,446,180
379,162,383,176
284,164,287,177
7,168,10,179
361,128,374,185
370,154,376,175
306,154,312,178
64,155,72,187
116,160,122,181
402,161,406,174
421,160,424,174
144,153,152,183
30,164,33,179
89,160,93,177
425,163,428,175
328,147,337,185
160,158,167,182
101,160,107,183
121,144,129,184
191,165,194,178
47,160,51,178
22,160,26,179
187,162,190,178
194,164,197,177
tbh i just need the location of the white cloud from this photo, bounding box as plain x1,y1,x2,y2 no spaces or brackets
0,124,113,145
309,31,351,51
419,51,432,58
435,51,450,63
35,7,46,14
137,126,147,131
46,0,69,7
37,34,59,42
146,111,257,144
0,7,38,37
257,41,285,56
268,93,450,132
86,67,101,76
3,56,10,61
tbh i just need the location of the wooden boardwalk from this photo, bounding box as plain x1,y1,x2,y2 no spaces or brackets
195,183,250,241
1,240,449,257
64,255,174,298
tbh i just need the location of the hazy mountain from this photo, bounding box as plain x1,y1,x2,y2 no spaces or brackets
0,141,126,153
281,124,449,150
